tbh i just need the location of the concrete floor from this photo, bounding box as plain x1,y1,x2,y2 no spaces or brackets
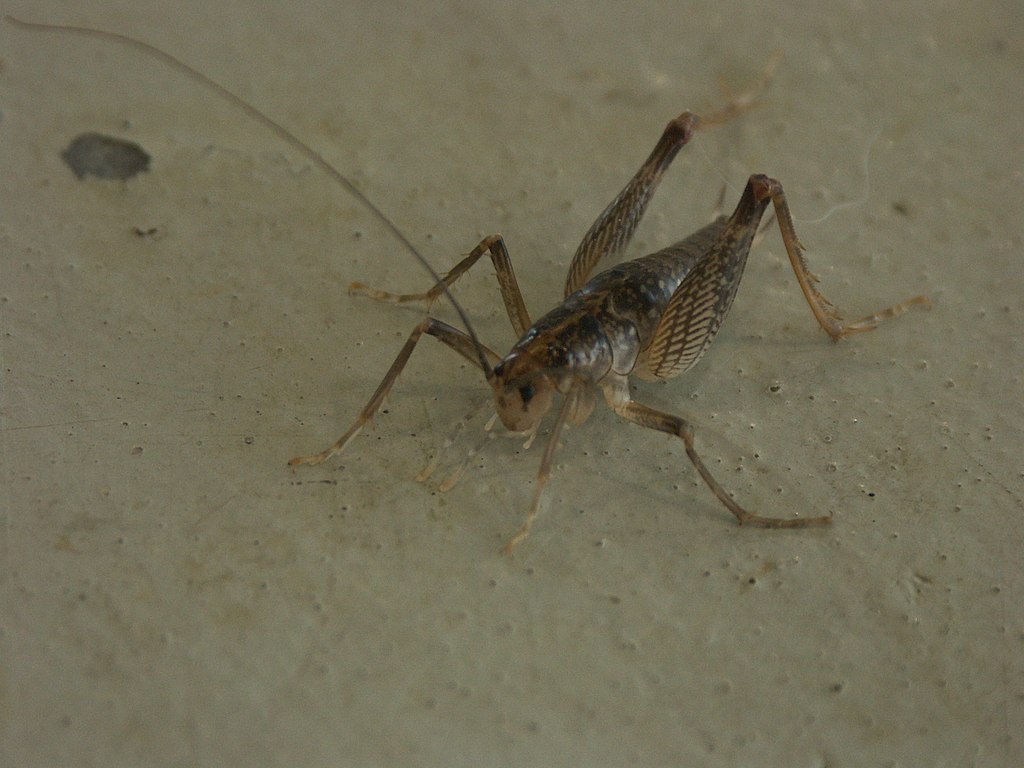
3,1,1021,766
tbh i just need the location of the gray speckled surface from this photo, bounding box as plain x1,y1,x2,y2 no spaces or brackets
3,1,1021,765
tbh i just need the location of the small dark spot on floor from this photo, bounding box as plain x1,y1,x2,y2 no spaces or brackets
132,225,164,239
61,132,150,180
891,200,911,217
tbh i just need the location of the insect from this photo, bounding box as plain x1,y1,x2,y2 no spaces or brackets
11,17,928,552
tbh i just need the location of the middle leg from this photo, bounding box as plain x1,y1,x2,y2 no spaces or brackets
605,381,833,528
289,317,500,467
349,234,533,338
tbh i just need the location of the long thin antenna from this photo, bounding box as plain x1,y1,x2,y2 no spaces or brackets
6,14,494,380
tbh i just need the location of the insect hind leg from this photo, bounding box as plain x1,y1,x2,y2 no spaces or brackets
756,175,930,340
564,56,780,298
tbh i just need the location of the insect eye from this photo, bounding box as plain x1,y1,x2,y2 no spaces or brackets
519,384,535,402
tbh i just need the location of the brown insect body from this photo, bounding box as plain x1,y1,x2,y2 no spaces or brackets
297,97,927,551
8,17,929,552
494,177,767,436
